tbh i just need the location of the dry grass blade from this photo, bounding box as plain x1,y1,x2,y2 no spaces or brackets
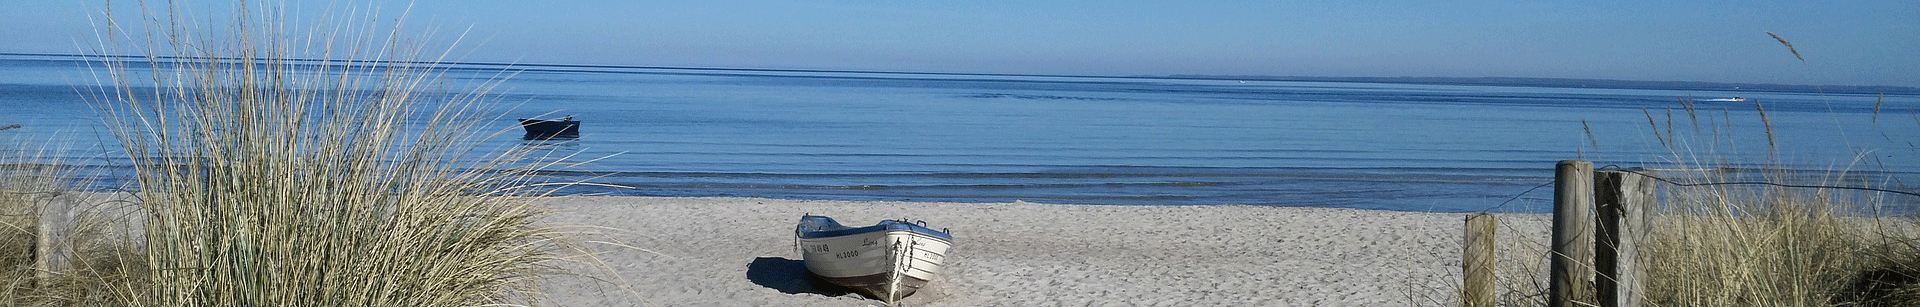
1645,109,1670,148
1766,31,1805,62
1582,119,1598,157
1873,94,1884,123
1754,101,1779,159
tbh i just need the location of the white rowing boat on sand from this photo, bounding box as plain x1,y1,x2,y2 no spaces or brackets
795,215,953,303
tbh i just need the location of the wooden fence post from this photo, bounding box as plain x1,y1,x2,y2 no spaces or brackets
32,193,75,290
1595,171,1652,307
1551,160,1594,307
1464,213,1497,307
34,197,53,288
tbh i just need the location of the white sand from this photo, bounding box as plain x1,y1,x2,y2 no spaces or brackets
538,197,1545,306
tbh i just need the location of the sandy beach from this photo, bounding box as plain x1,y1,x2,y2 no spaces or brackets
538,197,1547,306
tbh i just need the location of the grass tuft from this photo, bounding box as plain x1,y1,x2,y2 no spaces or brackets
58,1,580,306
1630,93,1918,306
0,135,142,306
1445,94,1919,307
1640,174,1915,306
0,136,69,304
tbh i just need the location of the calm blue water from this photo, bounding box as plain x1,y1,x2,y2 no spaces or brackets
3,54,1917,212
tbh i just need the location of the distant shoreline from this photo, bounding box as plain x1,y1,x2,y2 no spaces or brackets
1163,74,1920,96
8,52,1915,95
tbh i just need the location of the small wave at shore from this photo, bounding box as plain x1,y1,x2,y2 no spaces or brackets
522,166,1548,211
14,162,1913,213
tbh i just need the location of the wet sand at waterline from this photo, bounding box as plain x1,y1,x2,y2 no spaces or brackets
540,197,1548,306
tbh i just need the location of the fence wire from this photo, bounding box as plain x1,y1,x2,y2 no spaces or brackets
1479,165,1919,213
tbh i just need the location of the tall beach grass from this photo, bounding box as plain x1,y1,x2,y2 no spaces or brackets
0,134,140,306
0,136,77,303
1631,97,1920,306
1442,31,1920,306
49,1,582,306
1457,97,1920,307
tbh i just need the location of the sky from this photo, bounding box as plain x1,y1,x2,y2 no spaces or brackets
2,1,1916,87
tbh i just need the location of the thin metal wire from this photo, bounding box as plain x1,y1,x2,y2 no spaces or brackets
1602,165,1920,198
1481,180,1554,213
1478,166,1918,213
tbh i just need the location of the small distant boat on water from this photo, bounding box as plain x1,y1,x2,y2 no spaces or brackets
518,116,579,135
1704,96,1748,102
796,215,954,303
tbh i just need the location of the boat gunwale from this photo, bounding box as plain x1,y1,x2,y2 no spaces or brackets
797,215,954,241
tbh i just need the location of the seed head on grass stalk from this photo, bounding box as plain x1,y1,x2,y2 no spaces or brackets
85,1,577,306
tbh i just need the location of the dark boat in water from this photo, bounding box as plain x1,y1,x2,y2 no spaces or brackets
518,116,579,138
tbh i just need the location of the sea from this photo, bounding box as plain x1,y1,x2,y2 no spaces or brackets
2,53,1916,213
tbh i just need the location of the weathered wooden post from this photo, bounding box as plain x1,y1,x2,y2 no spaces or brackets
31,193,76,290
34,197,53,287
1464,213,1497,307
1551,160,1594,307
1595,171,1652,307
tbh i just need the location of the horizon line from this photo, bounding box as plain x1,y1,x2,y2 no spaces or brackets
4,52,1914,92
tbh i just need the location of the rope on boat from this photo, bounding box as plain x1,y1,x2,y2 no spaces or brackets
887,237,905,305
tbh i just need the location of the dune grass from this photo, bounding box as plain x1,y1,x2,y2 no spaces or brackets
0,137,71,303
12,1,587,306
0,136,142,306
1443,31,1920,307
1642,180,1918,306
1629,98,1920,306
1458,98,1920,307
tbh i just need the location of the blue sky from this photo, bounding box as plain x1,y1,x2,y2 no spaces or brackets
3,1,1916,86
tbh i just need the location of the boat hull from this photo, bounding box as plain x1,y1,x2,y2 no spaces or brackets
517,118,579,135
796,216,952,302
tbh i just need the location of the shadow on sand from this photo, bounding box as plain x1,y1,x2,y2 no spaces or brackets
745,257,853,297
